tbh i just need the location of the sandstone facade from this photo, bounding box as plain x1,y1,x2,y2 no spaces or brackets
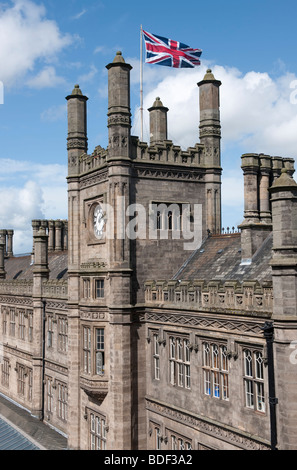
0,52,296,450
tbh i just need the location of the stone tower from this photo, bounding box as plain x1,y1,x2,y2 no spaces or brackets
148,97,169,145
32,225,49,419
66,84,89,449
269,169,297,449
105,51,134,449
198,69,222,234
65,52,226,450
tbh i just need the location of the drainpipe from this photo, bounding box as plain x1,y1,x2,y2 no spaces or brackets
263,321,278,450
41,300,46,421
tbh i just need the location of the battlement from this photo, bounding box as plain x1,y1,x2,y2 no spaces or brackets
130,138,206,168
78,139,209,178
79,145,108,174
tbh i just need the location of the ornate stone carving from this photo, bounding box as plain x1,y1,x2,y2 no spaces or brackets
107,115,131,127
135,167,203,182
145,279,273,314
67,137,87,150
199,126,221,138
80,170,108,189
108,134,128,149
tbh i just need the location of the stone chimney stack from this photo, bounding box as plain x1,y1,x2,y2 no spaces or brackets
33,226,49,281
48,220,55,252
198,69,222,234
269,168,297,450
239,154,273,263
0,230,7,258
0,232,6,279
55,220,63,251
106,51,132,159
239,154,295,264
198,68,221,167
270,168,297,317
6,230,13,257
259,154,272,224
148,97,168,145
66,84,88,176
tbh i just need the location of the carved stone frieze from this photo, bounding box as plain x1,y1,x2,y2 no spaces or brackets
80,170,108,189
67,138,87,150
135,167,204,182
107,115,131,127
108,134,128,149
0,295,33,307
199,126,221,138
80,310,106,320
46,300,67,311
145,311,264,335
80,261,107,271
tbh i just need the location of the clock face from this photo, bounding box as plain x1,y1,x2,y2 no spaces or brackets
93,204,105,239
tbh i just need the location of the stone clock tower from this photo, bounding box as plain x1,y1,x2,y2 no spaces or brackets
66,52,134,450
65,52,223,450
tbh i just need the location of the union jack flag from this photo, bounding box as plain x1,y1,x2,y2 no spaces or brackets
143,30,202,68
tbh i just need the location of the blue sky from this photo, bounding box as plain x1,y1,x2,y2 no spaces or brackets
0,0,297,253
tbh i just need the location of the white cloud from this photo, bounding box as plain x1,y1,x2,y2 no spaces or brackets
131,62,297,230
0,158,67,254
0,0,73,87
133,63,297,158
26,65,66,88
71,9,87,20
0,180,43,231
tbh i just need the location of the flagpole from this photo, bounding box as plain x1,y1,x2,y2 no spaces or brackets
140,24,143,142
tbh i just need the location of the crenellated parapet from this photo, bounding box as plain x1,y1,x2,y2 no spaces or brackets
79,145,108,174
130,137,205,168
144,279,273,314
77,138,207,178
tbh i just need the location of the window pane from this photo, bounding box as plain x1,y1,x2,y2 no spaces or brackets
212,371,220,398
170,337,175,359
95,280,104,298
221,345,228,371
96,329,104,350
255,351,264,379
212,344,219,369
245,379,254,408
203,342,210,366
256,382,265,412
95,329,105,375
221,373,229,400
244,350,253,377
204,370,211,395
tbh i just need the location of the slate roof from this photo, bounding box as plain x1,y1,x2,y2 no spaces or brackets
0,416,40,450
4,251,68,281
0,394,67,450
174,232,273,283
